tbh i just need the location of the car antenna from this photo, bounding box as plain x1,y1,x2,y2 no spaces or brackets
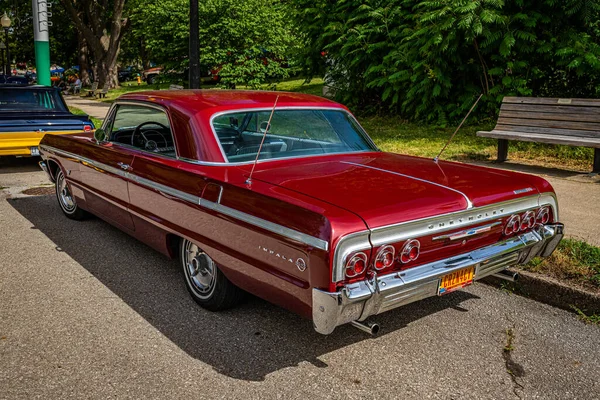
434,93,483,163
246,95,280,186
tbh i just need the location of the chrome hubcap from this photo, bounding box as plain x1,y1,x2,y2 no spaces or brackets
184,241,216,298
57,172,76,212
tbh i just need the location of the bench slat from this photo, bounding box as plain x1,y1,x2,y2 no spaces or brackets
499,110,600,124
501,103,600,115
497,117,600,132
503,97,600,107
494,124,600,139
476,130,600,148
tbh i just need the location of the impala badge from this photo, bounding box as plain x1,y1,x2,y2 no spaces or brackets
258,245,306,271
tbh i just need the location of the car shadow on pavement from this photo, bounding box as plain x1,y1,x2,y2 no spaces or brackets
0,157,41,174
8,194,480,381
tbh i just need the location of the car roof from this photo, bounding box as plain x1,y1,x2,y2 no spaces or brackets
118,90,345,115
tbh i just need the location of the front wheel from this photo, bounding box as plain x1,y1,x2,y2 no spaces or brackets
55,169,87,220
180,239,244,311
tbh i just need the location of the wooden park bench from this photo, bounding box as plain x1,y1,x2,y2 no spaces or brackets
477,97,600,173
85,82,99,97
94,85,109,99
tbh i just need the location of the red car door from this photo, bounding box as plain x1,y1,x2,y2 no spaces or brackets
76,102,174,232
77,140,135,231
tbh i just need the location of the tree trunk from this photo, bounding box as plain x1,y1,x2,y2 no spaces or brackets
78,32,91,86
59,0,129,89
96,54,120,89
140,37,151,70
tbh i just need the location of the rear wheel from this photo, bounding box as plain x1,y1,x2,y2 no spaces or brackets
180,238,244,311
55,169,87,220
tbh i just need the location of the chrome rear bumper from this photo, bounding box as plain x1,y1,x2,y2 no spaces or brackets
313,223,564,335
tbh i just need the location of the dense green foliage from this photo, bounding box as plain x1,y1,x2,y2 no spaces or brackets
124,0,297,88
0,1,77,67
293,0,600,123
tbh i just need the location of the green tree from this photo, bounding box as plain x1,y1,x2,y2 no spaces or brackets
124,0,298,87
0,1,77,70
60,0,130,88
293,0,600,124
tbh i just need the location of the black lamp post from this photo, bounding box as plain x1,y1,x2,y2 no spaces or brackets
0,41,5,75
1,12,10,77
189,0,200,89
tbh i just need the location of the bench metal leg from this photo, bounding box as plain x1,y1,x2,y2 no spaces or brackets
497,139,509,163
594,148,600,173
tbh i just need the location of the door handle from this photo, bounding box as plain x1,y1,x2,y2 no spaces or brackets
117,162,131,171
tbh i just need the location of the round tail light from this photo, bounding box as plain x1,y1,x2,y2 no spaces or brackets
374,245,395,270
400,239,420,263
345,252,368,278
504,214,521,236
520,210,536,231
537,207,550,224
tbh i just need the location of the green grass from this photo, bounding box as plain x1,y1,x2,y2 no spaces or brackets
243,77,326,97
84,77,596,171
69,106,103,128
571,306,600,325
523,239,600,290
94,81,174,103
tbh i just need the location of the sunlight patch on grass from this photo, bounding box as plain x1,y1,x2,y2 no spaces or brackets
68,106,103,128
523,239,600,290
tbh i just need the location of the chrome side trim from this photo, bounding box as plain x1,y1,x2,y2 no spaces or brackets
199,199,328,250
130,173,199,204
340,161,474,209
39,144,329,251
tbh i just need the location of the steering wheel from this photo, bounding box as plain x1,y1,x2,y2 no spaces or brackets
131,121,169,149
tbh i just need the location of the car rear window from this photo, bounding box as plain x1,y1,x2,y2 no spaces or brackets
0,89,67,112
211,109,376,163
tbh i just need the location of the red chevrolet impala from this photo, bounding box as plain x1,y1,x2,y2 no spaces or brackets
38,91,563,335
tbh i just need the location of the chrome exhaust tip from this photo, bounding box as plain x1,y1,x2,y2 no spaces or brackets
350,320,380,335
492,270,519,282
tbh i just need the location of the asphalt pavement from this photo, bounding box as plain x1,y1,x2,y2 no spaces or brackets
1,158,599,399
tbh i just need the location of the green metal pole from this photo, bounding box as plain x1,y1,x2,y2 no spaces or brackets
32,0,51,86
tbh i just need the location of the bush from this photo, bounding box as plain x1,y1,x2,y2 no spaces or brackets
293,0,600,124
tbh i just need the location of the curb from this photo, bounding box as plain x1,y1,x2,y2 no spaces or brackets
484,268,600,315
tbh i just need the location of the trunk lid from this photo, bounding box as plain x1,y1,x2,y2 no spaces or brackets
250,152,541,229
0,114,91,133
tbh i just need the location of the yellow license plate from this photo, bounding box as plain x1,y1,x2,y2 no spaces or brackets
438,266,475,295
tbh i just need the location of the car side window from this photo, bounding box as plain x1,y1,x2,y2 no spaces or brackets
108,104,176,158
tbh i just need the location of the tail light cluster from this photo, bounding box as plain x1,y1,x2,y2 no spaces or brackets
344,239,421,279
345,252,368,278
504,206,551,236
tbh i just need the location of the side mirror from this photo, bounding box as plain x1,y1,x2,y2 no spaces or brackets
93,128,107,143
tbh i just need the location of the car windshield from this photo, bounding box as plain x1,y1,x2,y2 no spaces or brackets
0,88,67,112
212,109,376,162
